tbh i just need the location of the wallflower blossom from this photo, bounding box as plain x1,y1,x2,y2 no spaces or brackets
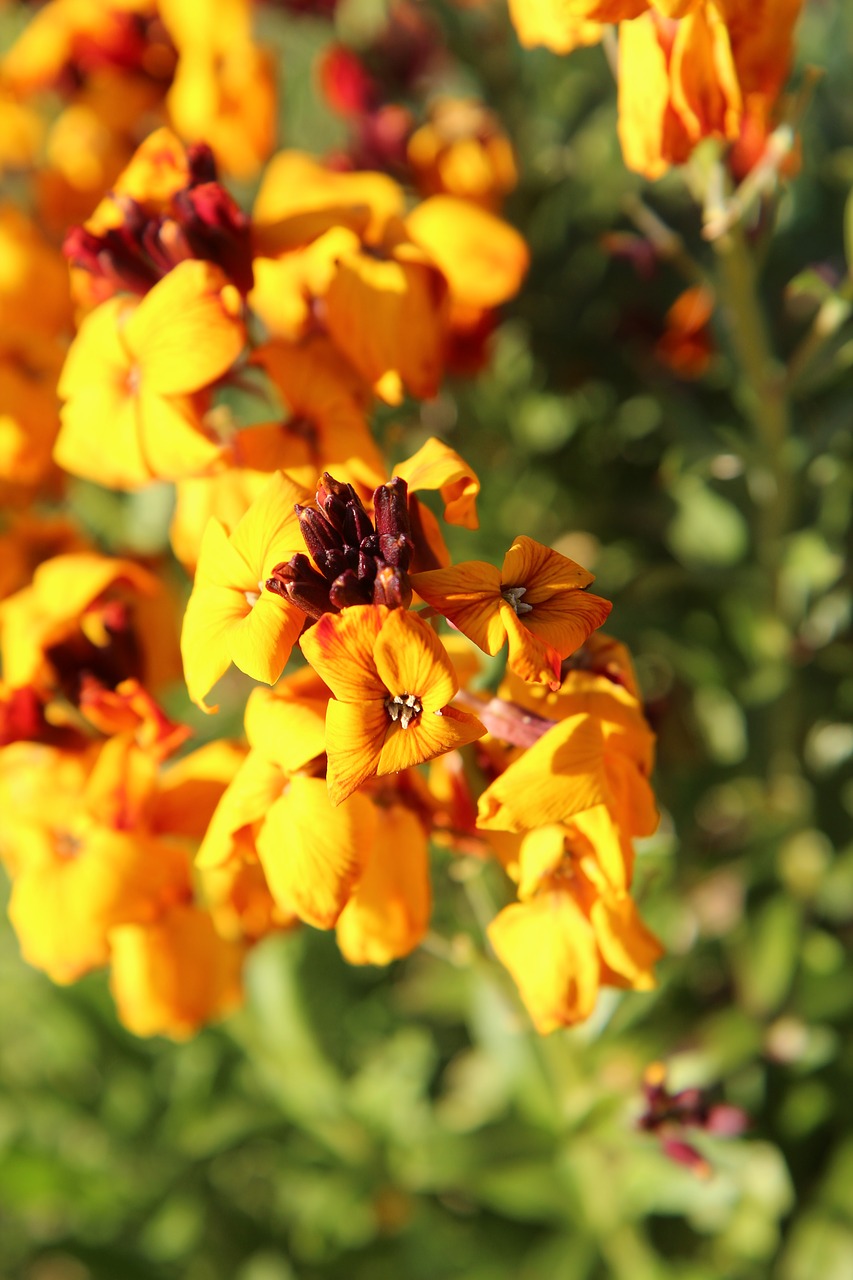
180,471,311,709
412,536,612,688
55,258,246,488
488,852,663,1032
300,605,486,806
108,901,245,1039
196,682,375,928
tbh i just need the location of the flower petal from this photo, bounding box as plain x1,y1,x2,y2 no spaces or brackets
410,560,505,654
257,775,375,928
394,436,480,530
125,260,246,395
377,703,485,776
336,804,431,964
228,592,305,686
487,888,601,1033
300,606,386,703
324,697,387,805
477,713,608,832
501,535,596,595
373,608,457,712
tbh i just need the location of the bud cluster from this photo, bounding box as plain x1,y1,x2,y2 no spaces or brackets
266,474,415,617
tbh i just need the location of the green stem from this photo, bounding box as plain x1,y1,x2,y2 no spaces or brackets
711,218,797,770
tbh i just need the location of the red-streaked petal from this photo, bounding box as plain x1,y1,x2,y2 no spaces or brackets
373,608,457,711
300,605,387,702
324,697,387,805
410,560,505,654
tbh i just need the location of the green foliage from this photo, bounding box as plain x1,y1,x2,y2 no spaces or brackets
5,2,853,1278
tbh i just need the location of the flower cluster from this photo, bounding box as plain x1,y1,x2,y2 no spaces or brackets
0,0,663,1041
509,0,804,180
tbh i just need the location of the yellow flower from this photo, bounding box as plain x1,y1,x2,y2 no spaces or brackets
488,867,663,1033
412,535,612,688
180,471,311,710
407,98,518,212
196,683,376,929
108,901,245,1039
300,605,486,806
336,801,431,965
55,259,245,489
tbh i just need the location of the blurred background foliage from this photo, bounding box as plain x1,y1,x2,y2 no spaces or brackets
3,0,853,1277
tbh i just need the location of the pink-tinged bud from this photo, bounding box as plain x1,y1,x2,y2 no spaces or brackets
706,1105,749,1137
661,1139,712,1178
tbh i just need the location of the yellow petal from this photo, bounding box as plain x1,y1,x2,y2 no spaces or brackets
244,684,328,773
336,804,431,965
256,776,376,928
109,902,244,1040
180,581,250,710
227,469,310,578
195,750,284,870
373,608,458,713
477,713,608,832
228,592,305,686
589,891,663,990
324,698,387,806
487,888,601,1033
124,260,245,395
405,195,529,310
394,436,480,530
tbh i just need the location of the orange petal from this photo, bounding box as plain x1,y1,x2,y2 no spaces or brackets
487,888,601,1033
501,535,595,595
405,194,529,310
394,436,480,530
373,608,458,713
300,606,387,703
410,561,505,655
377,703,485,777
589,891,663,990
324,698,387,805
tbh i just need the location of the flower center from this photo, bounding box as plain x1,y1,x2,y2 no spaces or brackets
244,579,265,607
502,585,533,615
385,692,422,729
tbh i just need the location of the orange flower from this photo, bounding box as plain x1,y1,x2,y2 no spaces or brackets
196,683,375,929
617,4,742,179
407,98,518,212
488,856,663,1033
55,259,245,489
412,536,612,688
477,664,658,844
300,605,485,806
158,0,275,180
180,471,311,710
108,901,245,1039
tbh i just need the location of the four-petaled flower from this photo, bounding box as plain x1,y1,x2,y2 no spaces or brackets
300,605,486,806
412,535,612,688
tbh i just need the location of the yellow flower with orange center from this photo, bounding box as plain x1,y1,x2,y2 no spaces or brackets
412,535,612,688
300,605,486,806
